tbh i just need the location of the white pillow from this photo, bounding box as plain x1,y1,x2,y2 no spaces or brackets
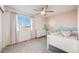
61,31,71,37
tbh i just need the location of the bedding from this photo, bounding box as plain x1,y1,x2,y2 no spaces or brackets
48,26,78,40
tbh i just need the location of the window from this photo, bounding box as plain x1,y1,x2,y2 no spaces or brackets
16,15,31,31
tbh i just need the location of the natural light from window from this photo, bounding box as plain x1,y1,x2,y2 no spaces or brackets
16,15,31,32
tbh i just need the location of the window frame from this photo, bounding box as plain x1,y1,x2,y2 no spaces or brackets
16,14,32,31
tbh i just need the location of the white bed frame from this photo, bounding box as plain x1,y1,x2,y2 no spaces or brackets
47,33,79,53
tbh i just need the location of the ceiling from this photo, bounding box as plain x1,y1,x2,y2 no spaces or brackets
4,5,77,16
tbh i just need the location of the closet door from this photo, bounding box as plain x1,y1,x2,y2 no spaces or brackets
0,9,2,52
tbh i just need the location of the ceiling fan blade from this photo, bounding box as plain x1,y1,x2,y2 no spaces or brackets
36,13,40,15
29,13,40,17
46,10,54,12
33,9,41,11
34,13,40,16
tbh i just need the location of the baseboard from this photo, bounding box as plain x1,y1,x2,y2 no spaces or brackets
37,35,46,38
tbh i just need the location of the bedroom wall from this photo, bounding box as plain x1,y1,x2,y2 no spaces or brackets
46,9,77,31
32,16,46,38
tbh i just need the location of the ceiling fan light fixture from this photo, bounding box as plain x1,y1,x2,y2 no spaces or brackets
41,11,46,15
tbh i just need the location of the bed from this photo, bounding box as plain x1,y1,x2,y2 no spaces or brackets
47,26,78,53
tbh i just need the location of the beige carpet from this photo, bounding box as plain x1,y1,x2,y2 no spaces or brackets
2,37,53,53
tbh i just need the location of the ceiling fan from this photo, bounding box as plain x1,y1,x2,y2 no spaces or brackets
34,5,54,16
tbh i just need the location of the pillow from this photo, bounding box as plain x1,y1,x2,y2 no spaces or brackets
60,31,71,37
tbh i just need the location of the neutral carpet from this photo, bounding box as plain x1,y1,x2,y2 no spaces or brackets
2,37,65,53
2,37,51,53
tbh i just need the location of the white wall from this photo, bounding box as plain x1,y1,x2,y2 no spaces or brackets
33,16,46,37
0,10,2,52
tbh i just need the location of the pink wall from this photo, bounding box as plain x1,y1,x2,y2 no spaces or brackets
46,9,77,30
